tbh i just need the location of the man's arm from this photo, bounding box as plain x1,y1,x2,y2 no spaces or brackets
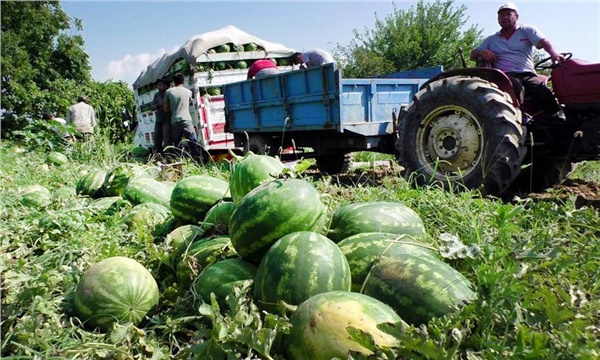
537,38,565,63
470,49,496,63
164,93,171,112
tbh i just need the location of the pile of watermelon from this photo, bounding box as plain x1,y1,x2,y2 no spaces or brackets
30,152,476,357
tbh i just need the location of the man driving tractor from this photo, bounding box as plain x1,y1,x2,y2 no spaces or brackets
470,2,566,121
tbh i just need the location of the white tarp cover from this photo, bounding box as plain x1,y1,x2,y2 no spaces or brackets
132,25,295,88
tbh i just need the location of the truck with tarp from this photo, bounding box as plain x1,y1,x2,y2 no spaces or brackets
131,25,296,157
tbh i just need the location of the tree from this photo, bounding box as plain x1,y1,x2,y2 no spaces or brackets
1,1,91,118
332,0,483,78
1,1,134,143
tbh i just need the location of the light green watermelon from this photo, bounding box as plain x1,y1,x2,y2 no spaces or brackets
123,177,173,208
166,224,206,265
193,258,257,305
169,175,230,224
285,291,403,360
47,151,68,165
176,236,235,289
21,185,52,208
229,152,285,204
73,256,159,331
103,163,153,197
122,203,171,230
201,201,235,235
328,201,426,243
76,169,107,198
229,178,328,264
254,231,351,315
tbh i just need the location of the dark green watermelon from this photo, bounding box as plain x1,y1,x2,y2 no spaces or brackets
229,178,328,264
254,231,351,314
328,201,426,242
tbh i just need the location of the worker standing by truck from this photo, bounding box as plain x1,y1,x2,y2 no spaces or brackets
247,59,280,79
151,78,172,155
164,73,202,161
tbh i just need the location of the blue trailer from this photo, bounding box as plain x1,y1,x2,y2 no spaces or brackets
223,63,441,173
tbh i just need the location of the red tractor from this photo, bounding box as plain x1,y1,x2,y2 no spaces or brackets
397,53,600,196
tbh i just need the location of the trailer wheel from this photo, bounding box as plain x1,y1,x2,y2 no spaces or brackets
316,153,354,174
397,76,526,196
247,135,270,155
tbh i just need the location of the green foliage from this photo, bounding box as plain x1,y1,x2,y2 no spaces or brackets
0,1,135,144
1,1,90,118
333,0,483,77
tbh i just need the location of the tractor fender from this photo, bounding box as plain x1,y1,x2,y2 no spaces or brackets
421,68,521,107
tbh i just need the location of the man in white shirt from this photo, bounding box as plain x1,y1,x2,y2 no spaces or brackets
292,48,334,69
66,95,96,138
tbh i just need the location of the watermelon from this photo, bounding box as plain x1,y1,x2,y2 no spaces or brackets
234,44,245,52
229,178,328,263
76,169,107,198
21,185,52,208
131,146,150,158
285,291,402,360
235,61,248,69
74,256,159,331
214,62,227,71
328,201,426,243
254,231,351,314
277,58,289,66
169,175,230,224
122,203,171,230
176,236,234,288
207,87,222,96
103,163,152,197
47,151,68,165
229,152,285,204
123,177,173,208
215,44,230,53
363,254,476,325
244,43,258,51
193,258,257,305
87,196,130,216
202,201,235,235
166,224,205,265
337,232,437,292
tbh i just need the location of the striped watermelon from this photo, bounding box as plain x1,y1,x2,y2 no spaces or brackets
103,163,152,197
123,177,173,208
229,178,328,263
328,201,426,243
87,196,130,216
201,201,235,235
170,175,230,224
285,291,402,360
337,232,437,292
21,185,52,208
193,258,257,305
47,151,68,165
166,224,206,265
176,236,235,288
229,152,285,204
254,231,351,314
76,169,107,198
363,254,476,325
73,256,159,331
122,203,171,231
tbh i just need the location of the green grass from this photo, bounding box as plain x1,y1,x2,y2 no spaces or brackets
1,131,599,359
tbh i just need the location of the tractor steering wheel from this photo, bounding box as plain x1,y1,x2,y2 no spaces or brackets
535,52,572,70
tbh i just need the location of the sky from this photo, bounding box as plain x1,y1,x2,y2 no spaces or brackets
60,0,600,87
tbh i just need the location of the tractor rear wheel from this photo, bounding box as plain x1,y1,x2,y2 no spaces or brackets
397,76,527,196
